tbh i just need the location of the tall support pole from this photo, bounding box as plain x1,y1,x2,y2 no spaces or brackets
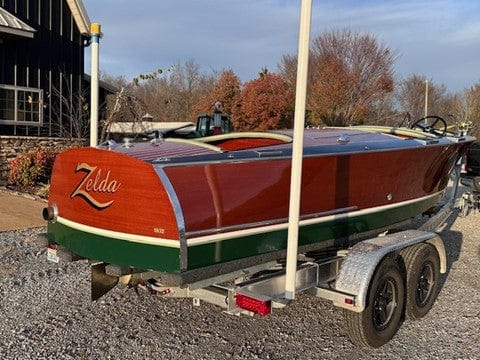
285,0,312,300
424,80,429,119
90,23,102,147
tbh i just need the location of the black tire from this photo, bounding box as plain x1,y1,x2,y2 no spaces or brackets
399,243,440,320
344,256,405,348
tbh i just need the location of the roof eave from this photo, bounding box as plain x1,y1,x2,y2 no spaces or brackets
0,25,35,38
65,0,91,36
0,7,37,38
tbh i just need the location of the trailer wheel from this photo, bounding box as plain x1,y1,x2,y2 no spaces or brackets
344,256,405,348
400,243,440,320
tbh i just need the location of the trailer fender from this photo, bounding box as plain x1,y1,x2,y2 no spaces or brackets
334,229,443,312
425,236,447,273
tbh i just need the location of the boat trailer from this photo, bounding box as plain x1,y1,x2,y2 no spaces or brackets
42,163,469,348
458,174,480,216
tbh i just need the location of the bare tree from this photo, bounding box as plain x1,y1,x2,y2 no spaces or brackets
127,60,216,123
50,74,90,139
395,75,450,121
448,83,480,138
99,88,146,143
462,84,480,137
167,59,216,121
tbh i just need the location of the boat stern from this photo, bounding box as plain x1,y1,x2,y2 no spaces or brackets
43,147,183,272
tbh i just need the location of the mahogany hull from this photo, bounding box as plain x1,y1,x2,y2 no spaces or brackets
45,129,471,275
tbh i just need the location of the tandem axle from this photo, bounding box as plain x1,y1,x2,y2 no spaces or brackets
43,166,464,348
45,226,446,348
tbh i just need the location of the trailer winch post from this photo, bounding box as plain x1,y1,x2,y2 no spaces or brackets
285,0,312,300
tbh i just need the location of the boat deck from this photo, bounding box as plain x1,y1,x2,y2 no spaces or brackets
103,127,461,163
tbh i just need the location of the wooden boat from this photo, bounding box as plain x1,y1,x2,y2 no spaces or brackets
44,126,473,284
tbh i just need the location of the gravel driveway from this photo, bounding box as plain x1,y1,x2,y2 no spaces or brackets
0,211,479,359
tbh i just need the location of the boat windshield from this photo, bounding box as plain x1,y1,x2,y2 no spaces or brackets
352,126,439,139
189,132,292,151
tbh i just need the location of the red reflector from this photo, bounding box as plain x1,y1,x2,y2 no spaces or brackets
235,293,271,316
345,298,354,305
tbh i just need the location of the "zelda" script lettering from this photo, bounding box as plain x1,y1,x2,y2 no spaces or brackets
70,163,121,209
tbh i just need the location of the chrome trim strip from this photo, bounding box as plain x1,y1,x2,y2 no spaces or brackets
154,166,188,270
413,138,440,145
185,191,443,246
185,206,358,238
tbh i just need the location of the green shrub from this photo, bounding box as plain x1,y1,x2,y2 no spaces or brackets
8,148,58,187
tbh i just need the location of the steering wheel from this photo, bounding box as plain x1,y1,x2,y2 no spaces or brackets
410,115,447,137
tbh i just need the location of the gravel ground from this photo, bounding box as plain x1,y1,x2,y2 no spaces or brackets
0,211,479,359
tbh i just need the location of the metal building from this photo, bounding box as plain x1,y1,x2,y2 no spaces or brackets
0,0,91,137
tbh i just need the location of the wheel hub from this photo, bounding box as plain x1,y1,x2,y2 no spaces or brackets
373,278,397,330
416,263,434,306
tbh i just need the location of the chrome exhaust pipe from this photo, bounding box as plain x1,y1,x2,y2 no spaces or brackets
42,204,58,222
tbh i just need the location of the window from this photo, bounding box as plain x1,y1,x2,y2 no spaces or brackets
0,85,43,125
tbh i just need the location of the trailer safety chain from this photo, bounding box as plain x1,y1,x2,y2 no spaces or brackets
136,279,172,296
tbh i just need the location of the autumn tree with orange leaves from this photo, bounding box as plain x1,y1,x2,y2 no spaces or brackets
280,29,396,126
191,69,242,120
234,72,293,130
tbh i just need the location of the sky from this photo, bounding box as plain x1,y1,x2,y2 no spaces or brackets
82,0,480,93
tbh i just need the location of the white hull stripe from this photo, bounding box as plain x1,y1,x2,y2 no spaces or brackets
57,216,181,248
57,191,442,248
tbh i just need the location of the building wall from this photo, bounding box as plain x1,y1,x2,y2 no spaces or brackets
0,0,88,137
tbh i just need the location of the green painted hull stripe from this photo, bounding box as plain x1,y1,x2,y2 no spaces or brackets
48,222,181,272
48,191,440,273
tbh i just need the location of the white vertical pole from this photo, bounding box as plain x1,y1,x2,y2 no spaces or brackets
90,23,101,147
285,0,312,300
424,80,428,119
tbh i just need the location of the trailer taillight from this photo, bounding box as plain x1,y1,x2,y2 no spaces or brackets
235,293,271,316
344,298,355,305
